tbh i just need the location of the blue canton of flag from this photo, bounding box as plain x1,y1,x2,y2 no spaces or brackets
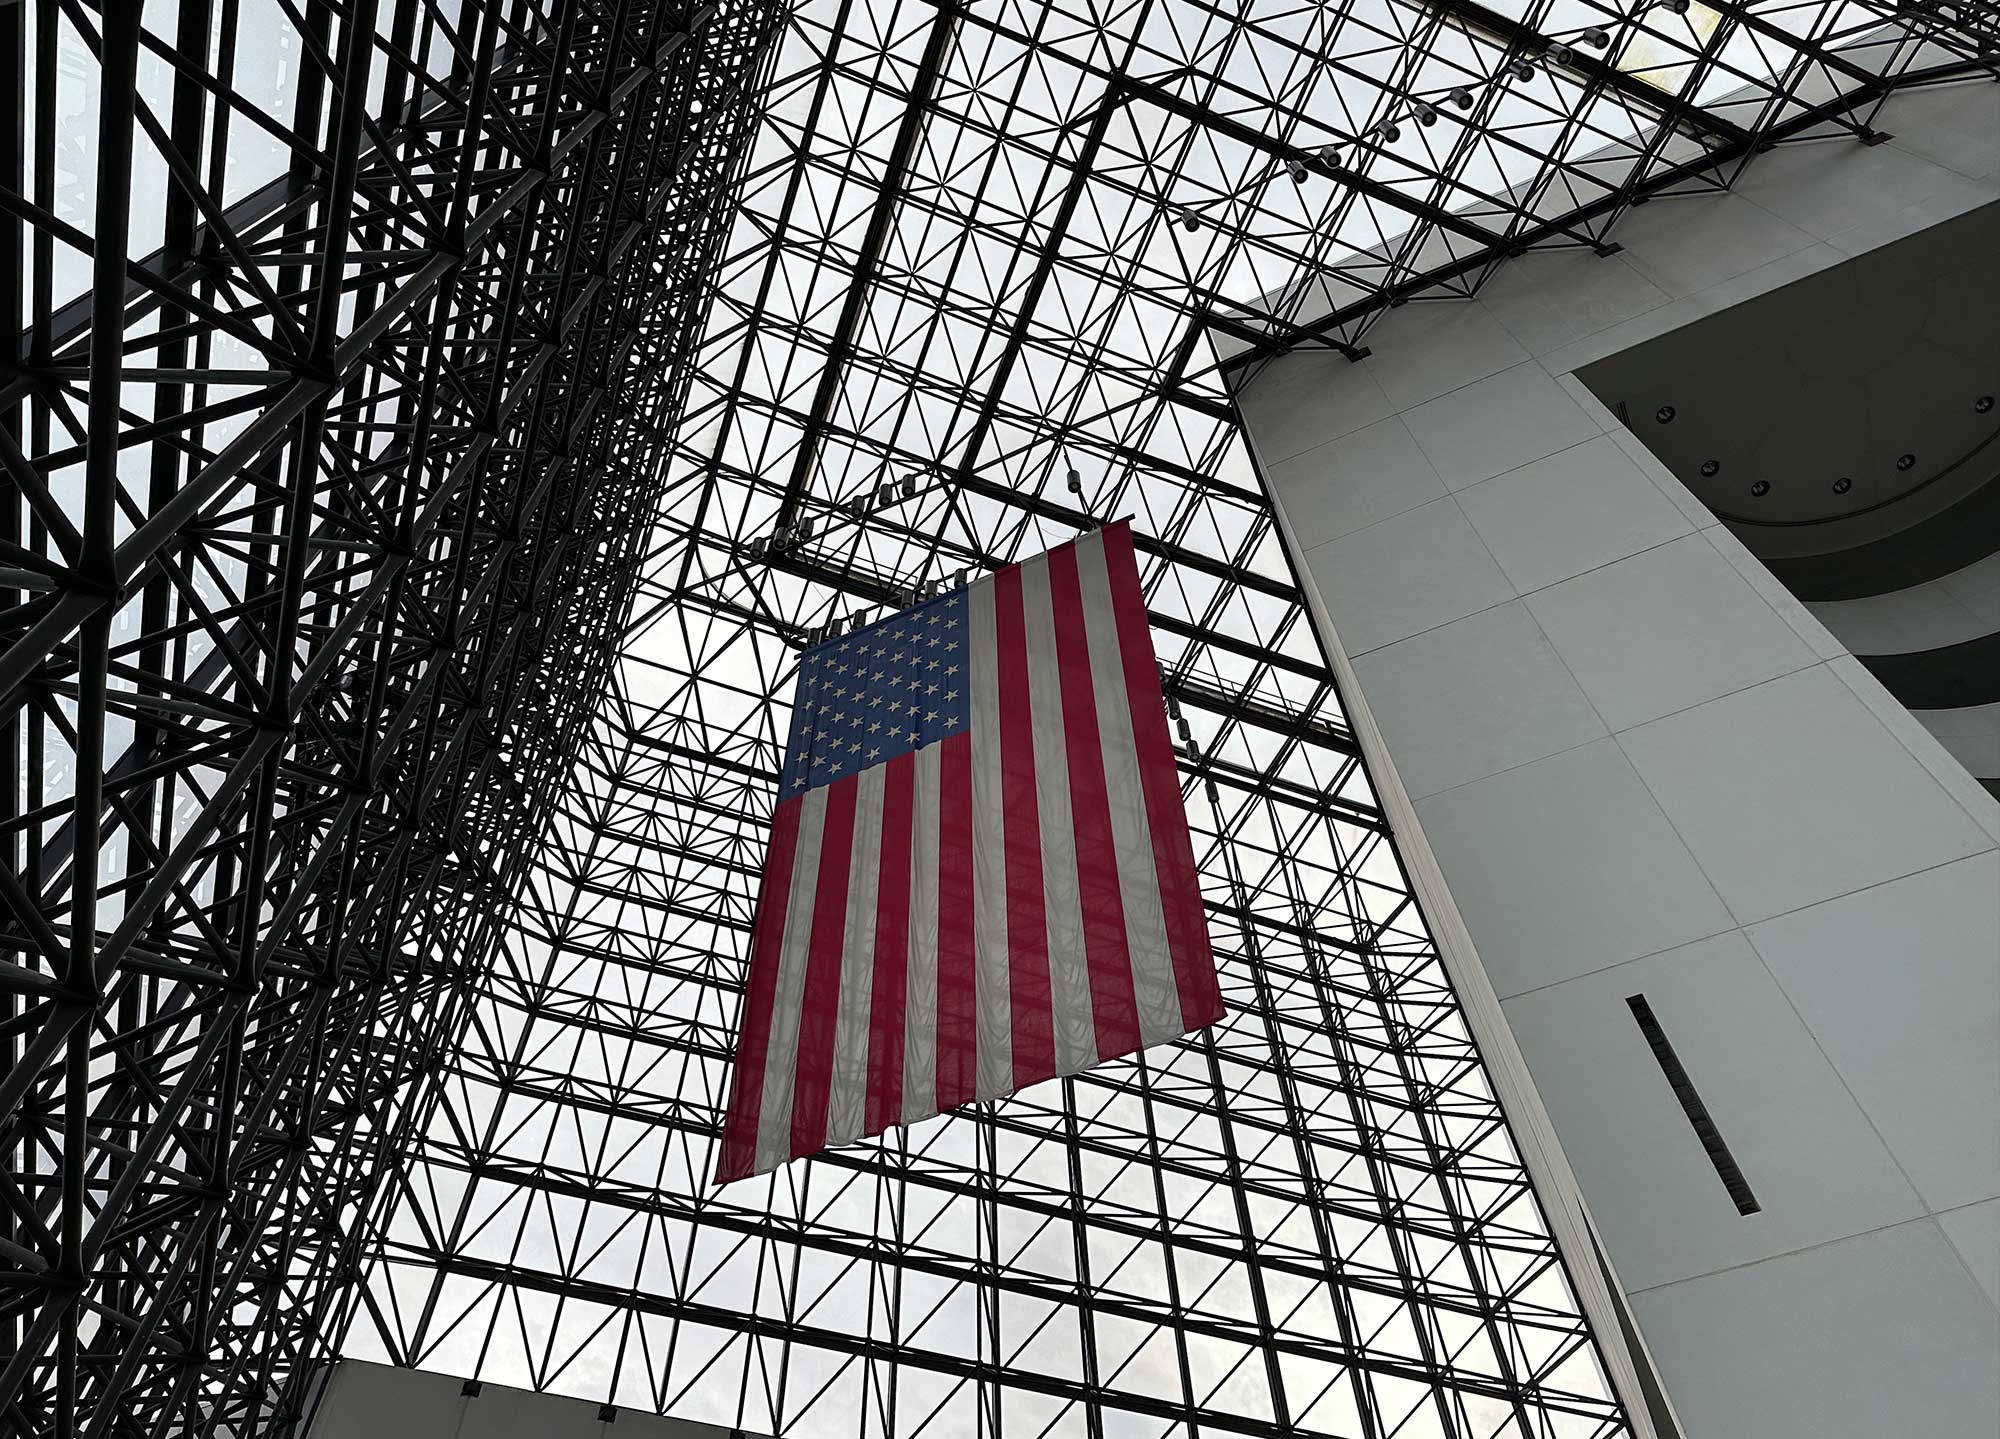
780,588,972,793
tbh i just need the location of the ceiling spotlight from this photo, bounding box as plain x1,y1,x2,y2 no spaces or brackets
1448,86,1474,109
1896,452,1917,470
1179,208,1200,233
1582,26,1610,47
796,516,815,541
749,536,768,560
1655,404,1676,423
1750,479,1771,497
1066,467,1083,494
1832,477,1853,494
1414,102,1438,126
901,475,918,499
1659,0,1691,13
1377,119,1402,143
1287,159,1308,182
1976,395,1994,413
1699,459,1721,477
1547,42,1574,64
1505,58,1535,81
1318,143,1342,166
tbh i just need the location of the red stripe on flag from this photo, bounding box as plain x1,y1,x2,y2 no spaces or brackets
994,565,1055,1082
1100,523,1223,1028
1048,543,1143,1059
935,729,977,1112
789,774,859,1160
866,752,916,1133
714,796,802,1184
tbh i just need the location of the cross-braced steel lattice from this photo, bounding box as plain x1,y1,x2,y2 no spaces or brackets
13,0,1998,1436
331,7,1992,1439
0,0,783,1433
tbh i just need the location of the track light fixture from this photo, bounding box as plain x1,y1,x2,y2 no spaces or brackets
1546,42,1574,65
1287,159,1308,182
1413,102,1437,125
1065,467,1083,494
1582,26,1611,47
1178,208,1199,232
1376,119,1401,143
1318,143,1342,166
901,474,918,499
1659,0,1691,13
1449,86,1474,109
1505,58,1535,80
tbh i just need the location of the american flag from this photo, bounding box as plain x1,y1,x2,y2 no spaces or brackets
714,520,1223,1183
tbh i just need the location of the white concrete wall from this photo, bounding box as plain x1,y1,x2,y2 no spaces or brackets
1914,700,2000,784
1806,552,2000,784
308,1360,747,1439
1238,79,2000,1439
1807,549,2000,656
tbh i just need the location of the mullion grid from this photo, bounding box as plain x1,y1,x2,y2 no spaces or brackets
350,0,1990,1434
2,0,784,1432
5,0,1977,1431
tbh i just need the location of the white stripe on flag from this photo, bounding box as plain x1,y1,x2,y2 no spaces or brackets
824,762,884,1148
1075,532,1185,1047
903,742,942,1127
1018,553,1098,1077
966,575,1014,1101
754,787,827,1174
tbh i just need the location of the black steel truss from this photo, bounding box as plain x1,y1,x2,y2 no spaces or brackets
1,0,782,1433
9,0,1996,1435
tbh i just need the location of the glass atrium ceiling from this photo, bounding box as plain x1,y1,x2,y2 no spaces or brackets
9,0,1987,1433
342,0,1989,1434
341,4,1988,1438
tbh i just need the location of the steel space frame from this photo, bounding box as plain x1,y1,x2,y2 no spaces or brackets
0,0,783,1434
340,6,1988,1439
9,0,1997,1435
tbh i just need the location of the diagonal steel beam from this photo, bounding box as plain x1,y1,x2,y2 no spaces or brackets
774,3,960,528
